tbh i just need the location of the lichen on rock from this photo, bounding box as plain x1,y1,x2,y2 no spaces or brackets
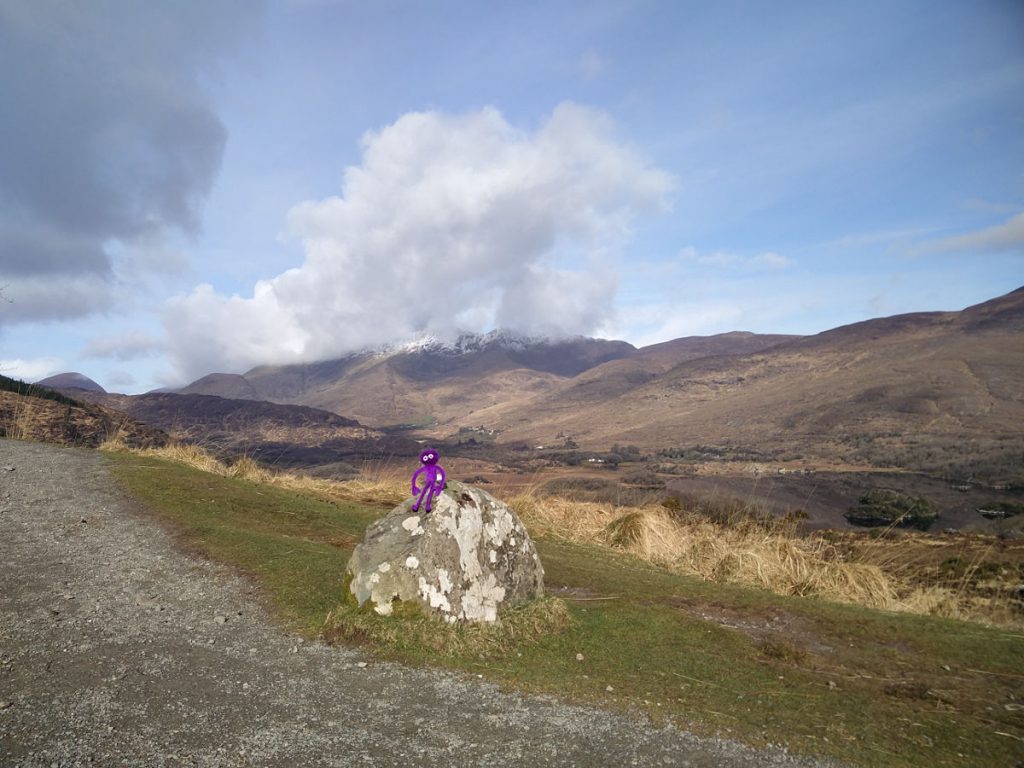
346,480,544,623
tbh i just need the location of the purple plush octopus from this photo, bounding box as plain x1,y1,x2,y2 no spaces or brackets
411,447,446,513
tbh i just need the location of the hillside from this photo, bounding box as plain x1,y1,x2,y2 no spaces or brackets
459,289,1024,481
66,391,417,469
178,330,795,429
517,331,798,407
182,331,637,427
0,374,167,448
172,288,1024,481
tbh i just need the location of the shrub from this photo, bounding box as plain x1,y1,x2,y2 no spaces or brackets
661,495,683,513
845,489,938,531
977,501,1024,519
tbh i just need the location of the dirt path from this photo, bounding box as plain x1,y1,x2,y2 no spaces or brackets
0,439,834,767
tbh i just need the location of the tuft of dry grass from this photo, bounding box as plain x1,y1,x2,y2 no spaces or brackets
833,528,1024,627
514,489,1024,627
515,494,901,609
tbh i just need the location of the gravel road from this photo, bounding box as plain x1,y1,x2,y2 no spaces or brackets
0,439,837,767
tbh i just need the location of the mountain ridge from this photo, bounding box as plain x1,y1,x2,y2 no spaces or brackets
47,287,1024,482
172,289,1024,472
465,288,1024,480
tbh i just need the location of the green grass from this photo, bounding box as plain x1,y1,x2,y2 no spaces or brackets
108,450,379,632
106,450,1024,768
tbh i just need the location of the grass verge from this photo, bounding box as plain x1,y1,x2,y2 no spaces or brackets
105,448,1024,768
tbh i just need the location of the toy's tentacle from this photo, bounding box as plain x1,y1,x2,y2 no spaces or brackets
411,465,426,494
412,484,431,512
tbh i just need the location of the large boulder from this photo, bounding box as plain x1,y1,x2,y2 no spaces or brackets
346,480,544,623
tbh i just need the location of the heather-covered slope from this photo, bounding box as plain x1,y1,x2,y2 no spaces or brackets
181,332,636,427
0,375,166,448
173,289,1024,480
476,289,1024,479
65,391,415,468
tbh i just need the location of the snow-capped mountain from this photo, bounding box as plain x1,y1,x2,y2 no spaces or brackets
378,329,558,357
179,329,637,426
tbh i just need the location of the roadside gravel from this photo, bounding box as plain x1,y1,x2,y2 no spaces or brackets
0,439,839,767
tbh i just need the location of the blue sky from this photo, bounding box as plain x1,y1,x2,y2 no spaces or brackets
1,0,1022,392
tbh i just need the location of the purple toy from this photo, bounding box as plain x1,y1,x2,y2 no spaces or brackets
411,448,446,513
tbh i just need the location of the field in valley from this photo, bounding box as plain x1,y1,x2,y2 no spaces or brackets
98,439,1024,767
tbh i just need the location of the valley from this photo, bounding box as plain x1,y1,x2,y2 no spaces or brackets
7,288,1024,763
14,287,1024,537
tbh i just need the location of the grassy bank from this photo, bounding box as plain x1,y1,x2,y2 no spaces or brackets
105,448,1024,767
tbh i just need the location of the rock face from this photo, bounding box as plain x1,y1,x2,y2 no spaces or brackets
346,481,544,623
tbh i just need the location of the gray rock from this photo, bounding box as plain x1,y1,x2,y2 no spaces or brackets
2,465,14,472
347,480,544,623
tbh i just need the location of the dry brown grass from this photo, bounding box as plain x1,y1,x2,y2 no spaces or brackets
1,390,167,448
102,439,1022,628
829,528,1024,627
102,439,407,507
514,494,899,609
0,391,35,441
513,491,1024,627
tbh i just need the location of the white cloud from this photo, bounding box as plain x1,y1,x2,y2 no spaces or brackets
106,369,137,388
751,252,793,269
0,275,115,325
913,211,1024,256
82,331,165,361
825,226,939,250
164,103,673,380
579,51,606,80
678,246,793,270
0,356,64,382
605,302,745,348
0,1,256,324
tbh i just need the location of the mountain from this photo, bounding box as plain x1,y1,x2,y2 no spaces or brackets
35,372,106,393
66,391,417,469
176,289,1024,482
466,288,1024,480
178,373,261,400
181,331,637,427
535,332,799,407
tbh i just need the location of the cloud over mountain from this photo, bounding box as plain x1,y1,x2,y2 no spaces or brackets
164,103,673,381
0,1,258,325
914,211,1024,256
